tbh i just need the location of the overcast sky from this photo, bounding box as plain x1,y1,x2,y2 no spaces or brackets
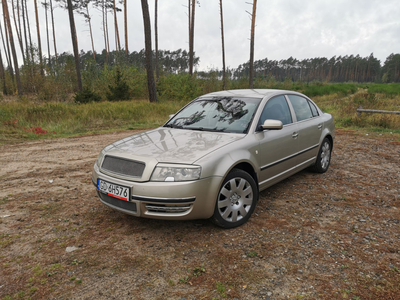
28,0,400,70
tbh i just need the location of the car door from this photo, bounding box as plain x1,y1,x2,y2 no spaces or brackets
255,95,299,190
286,94,322,165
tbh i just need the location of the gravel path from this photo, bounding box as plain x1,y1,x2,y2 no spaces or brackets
0,129,399,299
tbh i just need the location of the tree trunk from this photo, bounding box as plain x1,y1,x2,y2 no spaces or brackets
188,0,195,75
0,50,7,95
105,3,110,60
86,5,96,60
155,0,159,80
124,0,128,55
2,0,22,95
16,0,23,47
219,0,226,89
140,0,157,102
21,0,30,62
24,0,34,63
1,11,14,81
188,0,190,58
248,0,257,89
34,0,44,76
12,0,24,64
66,0,82,91
49,0,57,64
102,0,108,63
44,0,51,68
113,0,121,52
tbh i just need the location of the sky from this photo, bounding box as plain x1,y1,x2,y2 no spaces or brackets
22,0,400,71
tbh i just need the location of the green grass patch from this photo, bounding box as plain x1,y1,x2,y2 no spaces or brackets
302,82,358,97
0,99,186,143
367,83,400,96
1,82,400,144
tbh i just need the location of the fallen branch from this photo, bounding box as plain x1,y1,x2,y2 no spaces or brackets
357,106,400,116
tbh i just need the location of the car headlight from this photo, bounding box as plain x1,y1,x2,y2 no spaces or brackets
96,149,106,167
151,164,201,182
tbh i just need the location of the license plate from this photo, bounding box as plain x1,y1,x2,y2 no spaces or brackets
97,179,130,201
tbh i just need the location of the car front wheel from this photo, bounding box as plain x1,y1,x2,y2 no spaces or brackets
312,137,332,173
211,169,258,228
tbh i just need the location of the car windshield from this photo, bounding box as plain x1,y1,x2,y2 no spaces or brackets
165,97,261,133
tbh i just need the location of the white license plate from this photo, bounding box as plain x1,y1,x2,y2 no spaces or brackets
97,179,130,201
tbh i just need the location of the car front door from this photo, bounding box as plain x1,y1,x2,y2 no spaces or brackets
255,95,299,190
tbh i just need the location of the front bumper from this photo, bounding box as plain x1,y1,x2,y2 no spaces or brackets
92,164,223,220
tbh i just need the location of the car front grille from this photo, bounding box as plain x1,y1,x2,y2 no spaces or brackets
101,155,145,178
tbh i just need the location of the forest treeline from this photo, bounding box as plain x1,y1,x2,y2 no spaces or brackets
232,53,400,83
59,48,201,75
62,49,400,84
2,48,400,102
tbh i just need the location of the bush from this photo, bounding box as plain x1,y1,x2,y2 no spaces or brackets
106,69,132,101
74,88,101,104
157,73,203,101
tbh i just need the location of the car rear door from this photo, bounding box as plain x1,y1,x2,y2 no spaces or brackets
286,94,322,165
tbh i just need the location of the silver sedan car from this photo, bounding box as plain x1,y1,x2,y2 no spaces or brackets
92,89,334,228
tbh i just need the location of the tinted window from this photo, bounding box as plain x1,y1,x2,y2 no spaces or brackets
287,95,313,122
259,95,292,126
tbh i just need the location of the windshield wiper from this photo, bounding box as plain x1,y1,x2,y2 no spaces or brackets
186,127,204,131
187,127,228,133
207,128,227,132
164,123,183,129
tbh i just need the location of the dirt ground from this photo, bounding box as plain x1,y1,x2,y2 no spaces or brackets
0,129,399,300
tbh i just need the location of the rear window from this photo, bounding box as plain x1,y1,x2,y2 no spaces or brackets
287,95,313,122
308,101,319,117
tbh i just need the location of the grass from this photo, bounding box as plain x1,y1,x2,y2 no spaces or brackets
302,82,359,97
311,86,400,134
0,98,186,143
1,82,400,144
216,281,227,297
367,83,400,96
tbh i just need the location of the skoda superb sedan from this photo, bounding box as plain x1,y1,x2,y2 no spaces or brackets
92,89,334,228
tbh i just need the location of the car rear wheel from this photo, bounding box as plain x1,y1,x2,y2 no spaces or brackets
211,169,258,228
312,137,332,173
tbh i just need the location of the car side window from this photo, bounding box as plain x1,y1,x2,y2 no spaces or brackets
258,95,292,126
287,95,314,122
308,101,319,117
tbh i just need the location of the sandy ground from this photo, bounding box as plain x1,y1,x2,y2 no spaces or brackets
0,129,399,300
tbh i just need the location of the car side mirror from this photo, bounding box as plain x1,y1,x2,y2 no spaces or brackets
168,114,175,120
261,119,283,130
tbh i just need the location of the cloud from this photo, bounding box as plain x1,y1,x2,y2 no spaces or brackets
27,0,400,70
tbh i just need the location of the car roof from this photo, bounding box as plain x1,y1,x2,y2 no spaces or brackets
199,89,299,99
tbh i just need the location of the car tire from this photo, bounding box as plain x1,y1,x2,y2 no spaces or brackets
312,137,332,173
211,169,258,228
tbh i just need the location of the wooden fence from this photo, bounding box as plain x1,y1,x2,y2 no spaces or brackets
357,106,400,116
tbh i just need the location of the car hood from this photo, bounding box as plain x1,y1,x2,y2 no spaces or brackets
103,127,244,165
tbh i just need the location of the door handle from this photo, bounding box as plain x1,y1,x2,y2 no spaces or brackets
292,132,299,138
318,124,323,129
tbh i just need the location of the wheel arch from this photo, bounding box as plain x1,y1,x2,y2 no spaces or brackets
229,162,258,189
211,164,260,228
324,134,334,150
